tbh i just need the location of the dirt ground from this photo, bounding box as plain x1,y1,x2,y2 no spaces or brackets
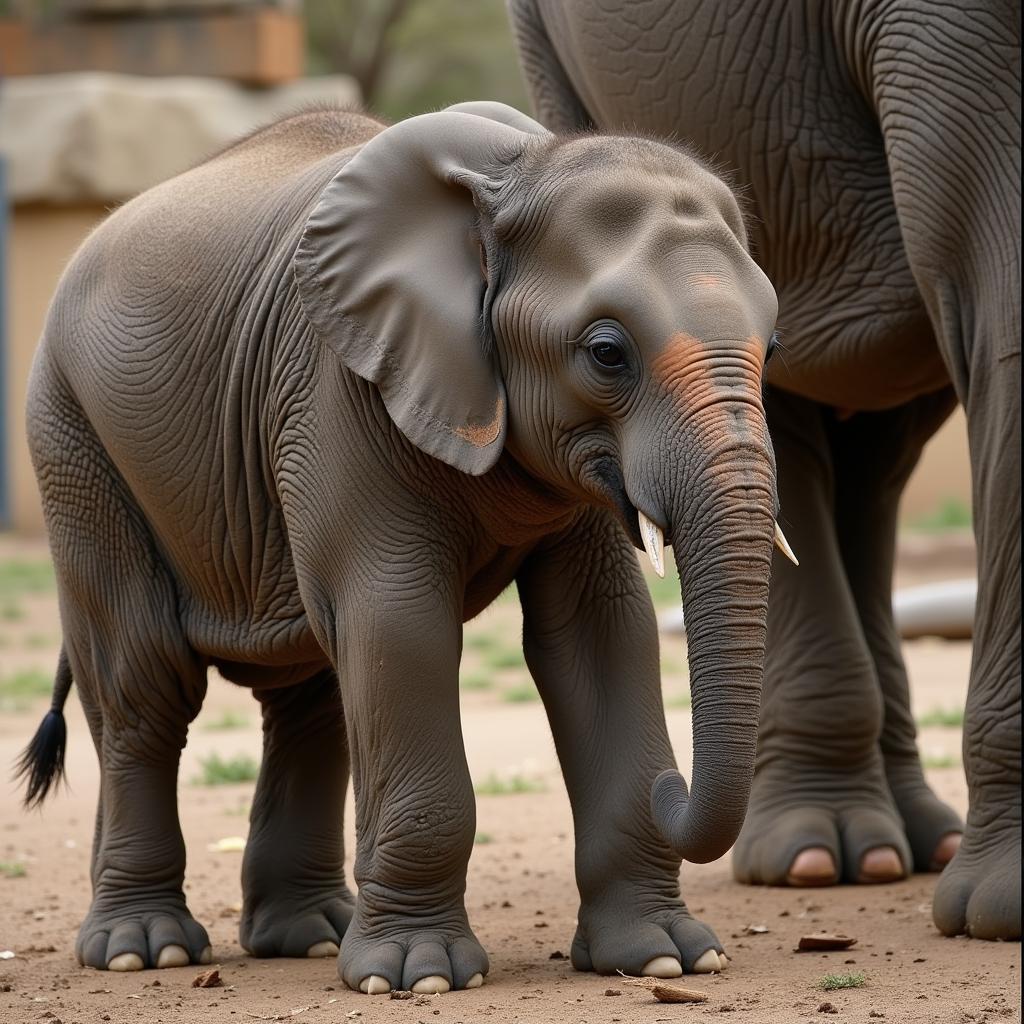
0,533,1018,1024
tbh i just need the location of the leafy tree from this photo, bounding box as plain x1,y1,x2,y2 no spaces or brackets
305,0,529,121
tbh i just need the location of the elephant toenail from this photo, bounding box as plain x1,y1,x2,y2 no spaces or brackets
411,975,451,994
108,952,145,972
930,832,962,871
641,955,683,978
359,975,392,995
199,945,213,964
464,973,484,989
156,944,190,969
787,847,839,886
692,949,723,973
857,846,904,882
306,941,339,958
719,953,730,970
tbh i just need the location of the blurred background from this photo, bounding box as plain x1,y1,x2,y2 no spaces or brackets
0,0,968,536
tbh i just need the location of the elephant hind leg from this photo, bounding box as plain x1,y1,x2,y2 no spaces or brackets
733,389,910,889
30,366,211,970
240,669,354,959
829,389,965,873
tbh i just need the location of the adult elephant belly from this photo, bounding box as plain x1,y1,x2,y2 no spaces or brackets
542,0,952,410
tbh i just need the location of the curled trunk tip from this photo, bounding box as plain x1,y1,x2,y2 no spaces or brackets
650,767,744,865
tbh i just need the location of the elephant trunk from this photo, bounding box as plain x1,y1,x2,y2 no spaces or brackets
648,435,776,864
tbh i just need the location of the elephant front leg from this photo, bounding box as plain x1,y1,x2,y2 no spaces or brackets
333,592,488,994
240,669,355,959
518,512,727,977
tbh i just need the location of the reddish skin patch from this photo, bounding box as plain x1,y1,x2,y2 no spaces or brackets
454,396,503,448
692,273,723,288
652,332,767,409
650,331,708,402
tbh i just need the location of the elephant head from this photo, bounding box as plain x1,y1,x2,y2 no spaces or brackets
293,103,792,863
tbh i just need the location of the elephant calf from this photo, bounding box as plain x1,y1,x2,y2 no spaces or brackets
20,102,788,992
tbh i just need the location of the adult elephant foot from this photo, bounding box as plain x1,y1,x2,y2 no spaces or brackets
77,896,212,971
571,890,729,976
885,759,964,873
339,893,488,994
239,886,354,959
732,756,912,887
932,820,1021,940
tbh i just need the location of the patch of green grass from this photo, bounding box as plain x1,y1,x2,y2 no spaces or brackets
819,971,866,991
922,754,958,769
201,710,250,731
484,646,526,670
0,861,27,879
0,602,25,622
23,633,59,651
664,692,691,710
459,672,493,692
192,753,260,786
916,707,964,728
494,585,521,606
474,832,493,845
1,669,56,696
909,497,972,532
502,683,539,703
474,773,546,796
0,559,56,597
646,568,681,609
464,630,498,652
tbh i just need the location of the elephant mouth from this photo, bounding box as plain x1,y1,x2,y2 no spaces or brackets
581,457,663,558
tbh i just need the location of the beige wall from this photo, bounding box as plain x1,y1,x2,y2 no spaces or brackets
4,205,972,537
7,204,108,534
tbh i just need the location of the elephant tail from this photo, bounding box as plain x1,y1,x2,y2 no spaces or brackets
15,646,73,808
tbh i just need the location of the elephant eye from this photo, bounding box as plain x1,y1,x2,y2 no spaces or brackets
766,331,780,362
585,321,629,371
590,341,625,369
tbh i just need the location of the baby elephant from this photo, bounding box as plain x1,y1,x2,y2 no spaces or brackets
20,102,786,993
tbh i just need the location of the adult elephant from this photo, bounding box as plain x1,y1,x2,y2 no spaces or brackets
508,0,1021,941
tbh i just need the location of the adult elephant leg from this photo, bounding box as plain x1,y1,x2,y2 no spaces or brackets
329,580,487,994
733,388,910,887
240,670,354,959
872,5,1021,939
828,391,964,873
30,373,212,971
517,511,729,978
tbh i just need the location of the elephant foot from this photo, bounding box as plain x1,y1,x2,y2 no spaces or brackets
571,890,728,976
76,895,212,970
885,761,965,872
733,758,912,887
240,888,354,959
339,894,489,994
933,818,1021,940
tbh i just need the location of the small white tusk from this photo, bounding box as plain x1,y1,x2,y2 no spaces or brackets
638,510,666,578
774,522,799,566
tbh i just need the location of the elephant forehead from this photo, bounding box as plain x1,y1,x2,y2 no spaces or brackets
542,168,734,252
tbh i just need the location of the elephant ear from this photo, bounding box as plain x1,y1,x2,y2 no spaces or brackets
294,110,542,475
443,101,550,136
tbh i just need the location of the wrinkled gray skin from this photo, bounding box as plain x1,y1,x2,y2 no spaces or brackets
24,103,781,988
509,0,1021,940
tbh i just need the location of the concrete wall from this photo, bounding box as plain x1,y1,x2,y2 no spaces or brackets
7,204,109,534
